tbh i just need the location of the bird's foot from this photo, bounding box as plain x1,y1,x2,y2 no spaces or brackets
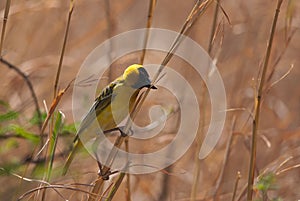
118,126,133,137
103,126,133,137
98,168,118,180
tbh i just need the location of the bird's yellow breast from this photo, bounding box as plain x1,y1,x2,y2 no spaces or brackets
96,84,140,131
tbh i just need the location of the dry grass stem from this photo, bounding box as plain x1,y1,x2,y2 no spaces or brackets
0,58,42,128
231,171,241,201
53,0,74,98
0,0,11,56
213,117,236,200
276,164,300,175
247,1,283,200
267,64,294,92
191,1,220,200
104,0,113,82
18,185,96,201
267,29,296,84
105,170,127,201
140,0,157,64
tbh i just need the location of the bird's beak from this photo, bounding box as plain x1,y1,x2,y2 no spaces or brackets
142,77,157,89
134,77,157,89
144,84,157,89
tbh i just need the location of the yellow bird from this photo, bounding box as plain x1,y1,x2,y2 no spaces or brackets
62,64,156,175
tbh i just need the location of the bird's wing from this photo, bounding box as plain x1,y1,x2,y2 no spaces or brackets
75,76,123,138
63,77,123,175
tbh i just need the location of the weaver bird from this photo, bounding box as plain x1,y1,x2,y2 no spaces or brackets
62,64,156,175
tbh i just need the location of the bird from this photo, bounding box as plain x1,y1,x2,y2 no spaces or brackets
62,64,156,175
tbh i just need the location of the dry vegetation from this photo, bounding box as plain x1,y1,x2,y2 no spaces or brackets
0,0,299,201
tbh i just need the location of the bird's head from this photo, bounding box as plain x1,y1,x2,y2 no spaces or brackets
123,64,157,89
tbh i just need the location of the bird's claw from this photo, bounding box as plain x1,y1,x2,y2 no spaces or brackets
98,169,119,180
118,126,133,137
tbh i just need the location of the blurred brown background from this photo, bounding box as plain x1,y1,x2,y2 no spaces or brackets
0,0,299,200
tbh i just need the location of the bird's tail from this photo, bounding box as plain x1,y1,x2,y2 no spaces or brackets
62,139,83,175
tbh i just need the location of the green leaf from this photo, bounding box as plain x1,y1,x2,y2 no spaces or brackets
29,111,47,126
255,173,278,192
0,111,19,122
62,122,77,135
9,124,39,144
53,111,64,139
46,111,64,181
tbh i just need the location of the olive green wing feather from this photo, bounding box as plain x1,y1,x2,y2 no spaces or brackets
62,77,123,175
62,77,122,175
75,77,123,137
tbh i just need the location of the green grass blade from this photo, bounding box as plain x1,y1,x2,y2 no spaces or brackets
46,111,64,181
9,124,39,143
0,111,19,122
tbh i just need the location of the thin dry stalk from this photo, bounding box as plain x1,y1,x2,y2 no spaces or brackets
88,1,213,200
285,0,295,41
0,0,11,56
191,1,219,200
236,183,247,201
237,151,300,201
267,64,293,92
88,132,130,201
140,0,157,64
32,88,73,168
190,82,206,201
213,117,236,200
105,165,128,201
231,172,241,201
138,0,213,118
15,80,73,201
53,0,74,98
124,137,131,201
18,185,96,201
89,178,105,201
266,29,296,86
154,0,212,80
40,86,72,201
237,156,294,201
5,169,67,200
40,1,74,200
157,111,180,200
104,0,113,81
274,156,293,173
0,58,42,128
40,80,73,138
208,0,220,53
276,164,300,175
247,1,283,200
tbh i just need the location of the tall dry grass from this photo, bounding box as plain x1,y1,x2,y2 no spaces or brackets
0,0,299,201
